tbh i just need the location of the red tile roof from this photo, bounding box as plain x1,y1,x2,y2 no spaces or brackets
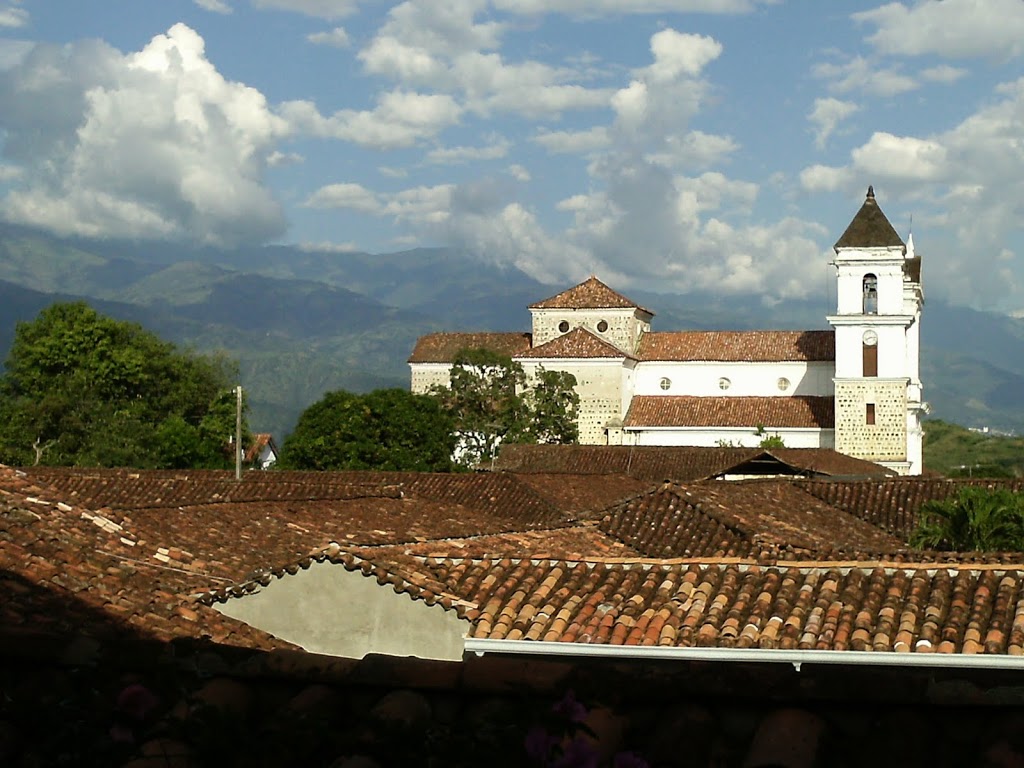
796,478,1024,540
638,330,834,362
407,332,532,363
624,396,835,429
493,444,886,481
515,326,633,359
529,276,653,315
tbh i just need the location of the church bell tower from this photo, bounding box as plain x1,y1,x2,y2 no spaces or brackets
828,186,925,475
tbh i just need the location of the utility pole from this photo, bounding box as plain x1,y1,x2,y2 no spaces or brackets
235,385,243,481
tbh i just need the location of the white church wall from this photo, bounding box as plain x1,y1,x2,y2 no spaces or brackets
834,256,905,315
410,362,452,394
519,358,626,444
628,426,834,449
530,308,649,352
632,361,834,398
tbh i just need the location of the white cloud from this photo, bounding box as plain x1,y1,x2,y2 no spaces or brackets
195,0,232,14
307,27,350,47
298,240,360,252
645,130,738,170
267,150,303,166
492,0,766,15
0,5,28,28
0,163,21,181
532,126,611,154
251,0,358,19
0,24,288,244
854,0,1024,59
808,97,859,150
304,182,381,212
425,137,510,164
281,90,462,149
507,164,530,181
813,55,917,96
645,29,722,81
358,0,611,118
920,65,967,85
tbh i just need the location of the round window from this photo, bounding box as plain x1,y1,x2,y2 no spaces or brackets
777,377,790,392
596,320,609,333
718,377,731,391
558,320,570,332
660,377,671,391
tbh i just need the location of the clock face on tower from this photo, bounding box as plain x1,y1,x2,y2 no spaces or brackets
862,330,878,346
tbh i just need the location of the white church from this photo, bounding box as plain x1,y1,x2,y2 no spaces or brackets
410,187,926,475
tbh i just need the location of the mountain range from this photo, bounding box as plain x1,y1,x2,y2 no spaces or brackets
2,222,1022,441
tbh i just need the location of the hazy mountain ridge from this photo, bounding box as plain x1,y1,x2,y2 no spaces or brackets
1,223,1022,438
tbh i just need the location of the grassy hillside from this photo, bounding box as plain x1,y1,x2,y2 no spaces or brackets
923,420,1024,477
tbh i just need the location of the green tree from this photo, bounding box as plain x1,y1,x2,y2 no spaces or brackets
280,388,457,471
0,302,244,468
430,349,579,467
910,487,1024,551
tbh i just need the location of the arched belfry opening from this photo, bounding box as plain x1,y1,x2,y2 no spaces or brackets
862,273,878,314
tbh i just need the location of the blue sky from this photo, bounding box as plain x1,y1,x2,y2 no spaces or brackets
1,1,1023,312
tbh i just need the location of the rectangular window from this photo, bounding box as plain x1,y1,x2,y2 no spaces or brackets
863,343,878,377
866,403,876,425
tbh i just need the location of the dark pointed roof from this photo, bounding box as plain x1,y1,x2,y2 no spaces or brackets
529,276,653,315
833,186,905,251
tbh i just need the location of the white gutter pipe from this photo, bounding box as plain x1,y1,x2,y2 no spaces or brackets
464,638,1024,672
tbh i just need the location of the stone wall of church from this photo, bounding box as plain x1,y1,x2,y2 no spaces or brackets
410,363,451,394
531,308,649,353
522,360,626,445
834,379,907,462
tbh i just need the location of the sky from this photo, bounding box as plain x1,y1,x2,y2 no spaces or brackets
0,1,1022,312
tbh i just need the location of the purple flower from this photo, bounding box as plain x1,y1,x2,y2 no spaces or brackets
553,737,599,768
613,752,650,768
116,684,160,721
525,725,559,762
553,690,588,723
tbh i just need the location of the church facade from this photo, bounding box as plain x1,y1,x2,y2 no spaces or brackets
410,188,926,475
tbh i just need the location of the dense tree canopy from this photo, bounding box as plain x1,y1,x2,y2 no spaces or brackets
0,302,246,468
279,388,457,471
430,348,579,467
910,487,1024,551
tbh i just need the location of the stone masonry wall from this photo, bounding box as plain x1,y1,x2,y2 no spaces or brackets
834,379,907,461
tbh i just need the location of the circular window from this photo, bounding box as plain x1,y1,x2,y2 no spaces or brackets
862,330,878,346
558,320,570,332
660,377,671,391
718,377,731,391
596,320,609,333
777,377,790,392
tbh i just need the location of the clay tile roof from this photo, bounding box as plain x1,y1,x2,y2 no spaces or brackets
599,481,905,559
796,477,1024,541
492,444,884,481
515,326,632,359
529,276,653,315
638,330,834,362
834,186,905,250
407,332,532,363
624,396,835,429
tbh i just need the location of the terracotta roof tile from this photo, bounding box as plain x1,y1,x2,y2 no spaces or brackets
515,326,632,359
529,276,652,315
510,473,655,519
834,186,905,250
638,330,834,362
493,444,885,481
407,332,532,363
796,478,1024,541
624,396,835,429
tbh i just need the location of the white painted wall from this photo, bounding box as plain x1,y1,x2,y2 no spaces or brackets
627,426,835,448
632,361,834,398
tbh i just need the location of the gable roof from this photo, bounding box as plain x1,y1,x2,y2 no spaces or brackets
834,186,905,250
624,395,835,429
514,326,633,360
529,276,653,315
408,332,532,363
638,330,834,362
245,433,277,464
492,444,888,481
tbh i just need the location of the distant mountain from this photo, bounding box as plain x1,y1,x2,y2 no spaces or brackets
1,222,1022,438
